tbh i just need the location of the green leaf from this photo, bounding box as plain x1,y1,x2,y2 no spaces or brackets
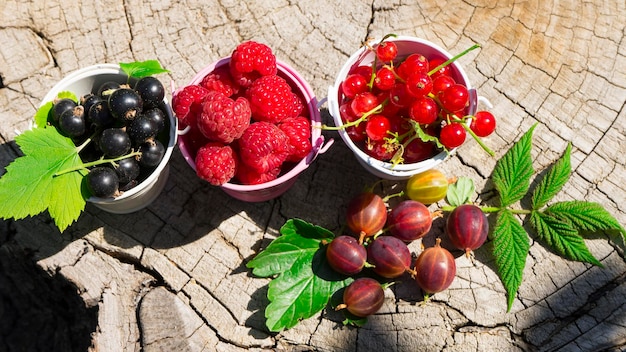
530,211,602,266
265,248,352,332
33,91,78,128
412,121,446,151
531,143,571,209
246,219,335,277
446,177,475,206
491,209,530,311
0,128,87,232
492,124,537,207
119,60,169,78
34,102,53,128
546,201,626,256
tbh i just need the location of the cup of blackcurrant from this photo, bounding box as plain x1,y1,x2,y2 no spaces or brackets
40,64,177,213
326,35,495,180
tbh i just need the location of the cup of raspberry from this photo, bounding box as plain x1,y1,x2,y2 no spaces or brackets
39,63,178,213
327,35,493,180
174,41,331,202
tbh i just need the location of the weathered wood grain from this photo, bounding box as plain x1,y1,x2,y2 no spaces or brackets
1,0,625,351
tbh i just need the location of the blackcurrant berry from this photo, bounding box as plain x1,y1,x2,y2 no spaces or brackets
99,128,131,157
134,76,165,108
138,139,165,168
86,166,119,198
108,88,143,121
58,106,86,137
80,93,102,116
128,115,158,145
114,157,140,185
88,101,115,128
97,81,121,97
143,108,166,133
52,98,77,123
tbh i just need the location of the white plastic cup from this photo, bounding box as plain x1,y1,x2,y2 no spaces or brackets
40,64,178,213
328,36,483,180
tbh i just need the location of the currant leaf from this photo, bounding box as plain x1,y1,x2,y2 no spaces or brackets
492,124,537,207
531,143,571,209
0,127,87,232
265,248,351,332
446,176,475,206
246,219,335,277
119,60,169,78
529,211,602,267
490,209,530,312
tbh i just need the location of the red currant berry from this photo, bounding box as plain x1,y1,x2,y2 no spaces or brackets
376,41,398,62
432,75,456,96
403,138,436,163
439,84,469,112
388,83,413,108
439,123,466,149
409,97,439,125
351,65,374,80
365,139,395,161
341,103,366,142
341,74,369,99
405,72,433,98
470,111,496,137
397,53,429,80
387,115,411,135
365,115,391,141
428,57,452,78
350,92,379,117
374,66,396,91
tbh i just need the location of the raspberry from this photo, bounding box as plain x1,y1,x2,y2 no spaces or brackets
195,143,238,186
197,91,251,144
200,66,240,97
229,41,277,87
246,75,301,123
236,163,280,185
278,116,312,162
238,121,290,174
172,85,210,125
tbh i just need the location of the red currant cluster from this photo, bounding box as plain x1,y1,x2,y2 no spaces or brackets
333,35,497,164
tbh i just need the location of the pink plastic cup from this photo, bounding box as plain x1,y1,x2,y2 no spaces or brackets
176,58,332,202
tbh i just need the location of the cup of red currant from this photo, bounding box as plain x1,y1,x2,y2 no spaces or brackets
174,41,332,202
327,35,496,180
41,64,178,213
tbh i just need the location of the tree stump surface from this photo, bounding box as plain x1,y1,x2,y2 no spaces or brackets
1,1,625,351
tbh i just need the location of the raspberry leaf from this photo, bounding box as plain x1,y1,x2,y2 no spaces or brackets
119,60,169,78
246,219,334,277
492,124,536,207
0,127,87,232
265,249,351,332
490,209,530,312
530,211,602,266
531,143,571,209
546,201,626,257
446,176,475,206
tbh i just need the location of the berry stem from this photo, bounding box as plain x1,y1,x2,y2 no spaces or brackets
427,43,481,77
321,101,386,130
449,115,495,156
54,151,142,176
440,205,531,215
